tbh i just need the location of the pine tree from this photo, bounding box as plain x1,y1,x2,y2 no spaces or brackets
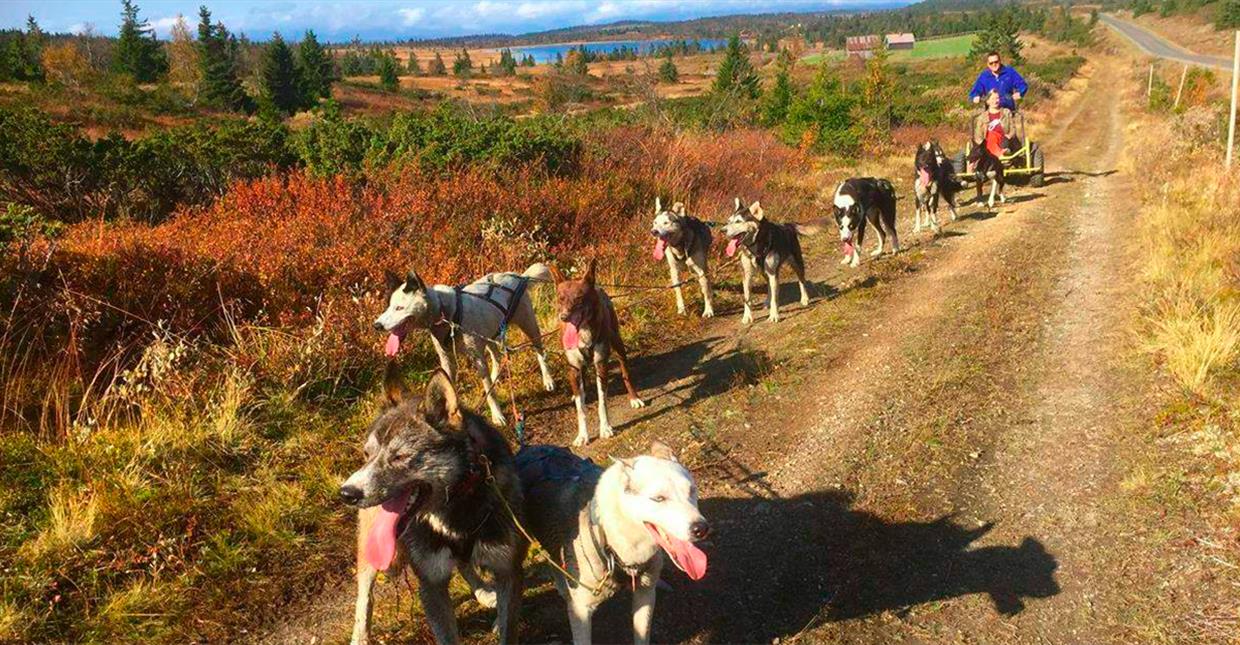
196,6,253,113
429,50,447,75
563,48,588,76
658,52,679,84
496,48,517,76
452,49,472,77
377,51,399,90
712,34,760,99
1218,0,1240,29
406,52,422,76
19,15,44,81
295,29,334,103
521,54,536,67
260,33,300,114
113,0,168,82
760,49,794,125
970,8,1024,64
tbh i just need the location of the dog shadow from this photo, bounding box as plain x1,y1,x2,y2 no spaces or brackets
1003,192,1044,205
959,208,998,222
519,487,1060,643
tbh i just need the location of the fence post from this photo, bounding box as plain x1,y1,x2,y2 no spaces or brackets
1147,63,1154,102
1229,32,1239,169
1174,64,1188,109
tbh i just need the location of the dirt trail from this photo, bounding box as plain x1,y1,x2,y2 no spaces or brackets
262,55,1171,645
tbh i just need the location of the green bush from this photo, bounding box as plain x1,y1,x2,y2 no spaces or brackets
0,107,295,223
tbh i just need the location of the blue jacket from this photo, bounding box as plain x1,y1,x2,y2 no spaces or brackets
968,65,1029,111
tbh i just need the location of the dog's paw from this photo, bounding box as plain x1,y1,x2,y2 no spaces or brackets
800,295,810,307
839,255,851,265
473,588,498,609
849,255,860,268
491,412,508,428
599,425,615,439
542,377,556,392
767,311,780,324
741,308,754,325
629,398,646,409
572,433,590,447
676,305,687,316
702,307,715,318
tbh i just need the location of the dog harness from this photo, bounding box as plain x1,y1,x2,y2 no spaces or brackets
665,216,712,260
443,273,530,338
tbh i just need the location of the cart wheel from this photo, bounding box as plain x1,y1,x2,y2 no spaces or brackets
1029,146,1045,188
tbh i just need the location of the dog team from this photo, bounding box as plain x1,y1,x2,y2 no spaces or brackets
345,145,1011,644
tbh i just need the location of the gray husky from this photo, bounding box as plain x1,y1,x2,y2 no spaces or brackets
516,441,710,645
649,198,715,318
721,198,827,324
374,263,555,426
340,367,528,645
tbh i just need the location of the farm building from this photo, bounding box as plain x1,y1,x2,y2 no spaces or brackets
845,34,882,59
886,32,916,50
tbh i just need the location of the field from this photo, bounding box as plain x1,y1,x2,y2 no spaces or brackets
890,33,978,59
5,11,1238,645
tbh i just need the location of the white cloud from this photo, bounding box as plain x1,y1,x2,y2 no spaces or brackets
398,7,425,26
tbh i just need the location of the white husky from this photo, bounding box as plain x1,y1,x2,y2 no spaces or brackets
373,263,555,426
516,441,711,645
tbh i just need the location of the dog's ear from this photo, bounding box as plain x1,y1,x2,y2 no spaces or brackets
733,197,741,211
749,201,764,220
654,196,662,214
384,270,403,293
548,263,566,285
649,440,678,463
420,369,463,431
671,202,686,217
583,259,596,287
610,455,636,486
383,361,414,408
403,270,425,293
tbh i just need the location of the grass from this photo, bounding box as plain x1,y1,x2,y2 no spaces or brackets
890,34,977,60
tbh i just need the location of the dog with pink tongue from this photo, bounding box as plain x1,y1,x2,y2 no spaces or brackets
550,260,646,447
339,366,527,645
517,440,710,645
649,197,715,318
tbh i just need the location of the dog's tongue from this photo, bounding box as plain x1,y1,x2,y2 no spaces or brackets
561,321,579,351
918,168,931,188
384,333,402,357
842,241,855,257
725,238,739,257
653,238,666,261
363,490,410,571
648,524,708,581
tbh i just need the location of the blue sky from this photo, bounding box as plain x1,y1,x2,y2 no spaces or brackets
1,1,911,42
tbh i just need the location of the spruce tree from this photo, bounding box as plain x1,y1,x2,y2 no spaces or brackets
406,52,422,76
1218,0,1240,29
20,16,44,81
712,34,760,99
377,51,399,90
196,6,253,112
260,33,300,114
452,49,472,77
496,48,517,76
760,49,794,125
429,50,447,75
296,30,334,104
113,0,168,82
970,8,1024,64
658,52,679,84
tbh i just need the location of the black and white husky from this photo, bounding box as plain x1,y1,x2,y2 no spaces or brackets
721,198,828,324
340,367,527,645
517,440,710,645
374,264,555,426
913,141,962,233
832,178,900,267
650,198,715,318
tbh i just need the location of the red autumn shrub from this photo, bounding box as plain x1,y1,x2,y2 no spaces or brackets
4,126,807,395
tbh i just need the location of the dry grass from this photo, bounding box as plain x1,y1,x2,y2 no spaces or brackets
21,486,100,561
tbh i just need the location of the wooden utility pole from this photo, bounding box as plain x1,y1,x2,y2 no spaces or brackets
1229,32,1239,169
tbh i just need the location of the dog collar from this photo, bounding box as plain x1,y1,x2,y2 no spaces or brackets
585,498,646,584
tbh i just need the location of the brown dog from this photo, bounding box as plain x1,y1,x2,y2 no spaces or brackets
550,260,646,446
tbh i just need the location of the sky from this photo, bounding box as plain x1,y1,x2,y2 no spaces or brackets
0,0,911,42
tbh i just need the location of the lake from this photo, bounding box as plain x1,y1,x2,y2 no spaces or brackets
508,38,729,64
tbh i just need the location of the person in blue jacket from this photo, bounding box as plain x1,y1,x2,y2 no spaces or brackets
969,51,1028,111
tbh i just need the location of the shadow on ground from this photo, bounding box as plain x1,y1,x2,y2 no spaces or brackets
516,487,1060,644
